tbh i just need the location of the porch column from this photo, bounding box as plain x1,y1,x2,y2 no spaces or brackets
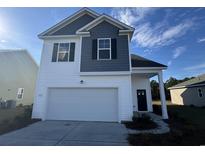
158,70,168,119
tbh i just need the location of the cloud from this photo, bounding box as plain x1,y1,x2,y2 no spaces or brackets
133,20,193,48
173,46,186,59
111,8,194,49
111,8,155,27
167,60,172,66
184,63,205,71
167,46,186,66
197,37,205,43
0,39,7,43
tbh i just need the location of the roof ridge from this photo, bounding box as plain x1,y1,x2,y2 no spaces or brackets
169,73,205,89
0,49,27,52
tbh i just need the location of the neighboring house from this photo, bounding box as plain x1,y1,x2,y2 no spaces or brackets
169,74,205,107
0,49,38,107
32,8,168,122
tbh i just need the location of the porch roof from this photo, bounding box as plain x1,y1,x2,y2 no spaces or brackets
131,54,167,68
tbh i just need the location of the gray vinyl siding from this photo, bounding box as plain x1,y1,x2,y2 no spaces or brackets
51,14,95,35
80,21,130,72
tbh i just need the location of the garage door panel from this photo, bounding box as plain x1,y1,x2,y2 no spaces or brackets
46,88,118,122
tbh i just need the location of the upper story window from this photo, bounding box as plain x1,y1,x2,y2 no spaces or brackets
198,88,203,97
52,42,75,62
17,88,24,100
97,38,111,60
57,43,70,62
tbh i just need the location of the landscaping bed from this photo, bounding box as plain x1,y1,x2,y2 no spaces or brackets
0,106,40,135
128,105,205,145
124,114,158,130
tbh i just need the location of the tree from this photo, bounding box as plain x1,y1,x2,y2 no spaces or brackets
150,76,195,101
150,80,160,100
165,77,178,88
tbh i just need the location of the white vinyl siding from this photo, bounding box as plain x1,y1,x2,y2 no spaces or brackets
32,37,133,122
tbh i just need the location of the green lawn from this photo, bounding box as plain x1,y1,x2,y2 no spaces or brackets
128,105,205,146
165,105,205,129
152,100,173,105
0,106,39,135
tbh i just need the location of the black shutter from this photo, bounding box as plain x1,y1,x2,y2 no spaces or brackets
92,39,97,59
111,38,117,59
52,43,58,62
69,43,75,62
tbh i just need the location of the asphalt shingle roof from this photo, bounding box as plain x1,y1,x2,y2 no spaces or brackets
131,54,167,68
170,74,205,89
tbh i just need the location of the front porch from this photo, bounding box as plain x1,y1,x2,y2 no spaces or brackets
131,68,168,119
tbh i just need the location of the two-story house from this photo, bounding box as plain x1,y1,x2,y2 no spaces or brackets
32,8,168,122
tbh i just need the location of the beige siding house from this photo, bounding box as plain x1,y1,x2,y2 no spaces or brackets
0,49,38,107
169,74,205,107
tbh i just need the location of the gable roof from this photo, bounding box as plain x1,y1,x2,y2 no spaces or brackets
131,54,167,68
76,14,135,34
38,8,100,38
169,74,205,89
38,8,135,39
0,49,38,67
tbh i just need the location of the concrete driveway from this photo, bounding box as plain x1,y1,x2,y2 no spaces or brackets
0,121,129,146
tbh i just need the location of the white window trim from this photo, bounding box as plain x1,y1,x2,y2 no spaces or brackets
197,88,203,97
97,38,112,60
57,43,70,62
16,88,24,100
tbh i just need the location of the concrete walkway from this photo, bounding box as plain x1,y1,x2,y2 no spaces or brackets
0,121,129,146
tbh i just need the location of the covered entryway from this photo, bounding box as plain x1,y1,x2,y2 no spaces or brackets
46,88,118,122
131,70,168,119
131,54,169,119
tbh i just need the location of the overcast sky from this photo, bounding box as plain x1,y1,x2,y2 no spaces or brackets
0,7,205,80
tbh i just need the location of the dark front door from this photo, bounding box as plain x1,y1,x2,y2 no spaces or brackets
137,89,148,111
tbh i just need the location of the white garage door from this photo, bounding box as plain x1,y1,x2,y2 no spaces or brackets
46,88,118,122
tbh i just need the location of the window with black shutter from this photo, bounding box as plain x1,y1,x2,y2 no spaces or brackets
92,39,97,60
52,43,59,62
111,38,117,59
69,43,75,62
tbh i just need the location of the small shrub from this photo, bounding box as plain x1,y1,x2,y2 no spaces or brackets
17,104,23,107
153,105,162,115
124,114,158,130
23,106,33,119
